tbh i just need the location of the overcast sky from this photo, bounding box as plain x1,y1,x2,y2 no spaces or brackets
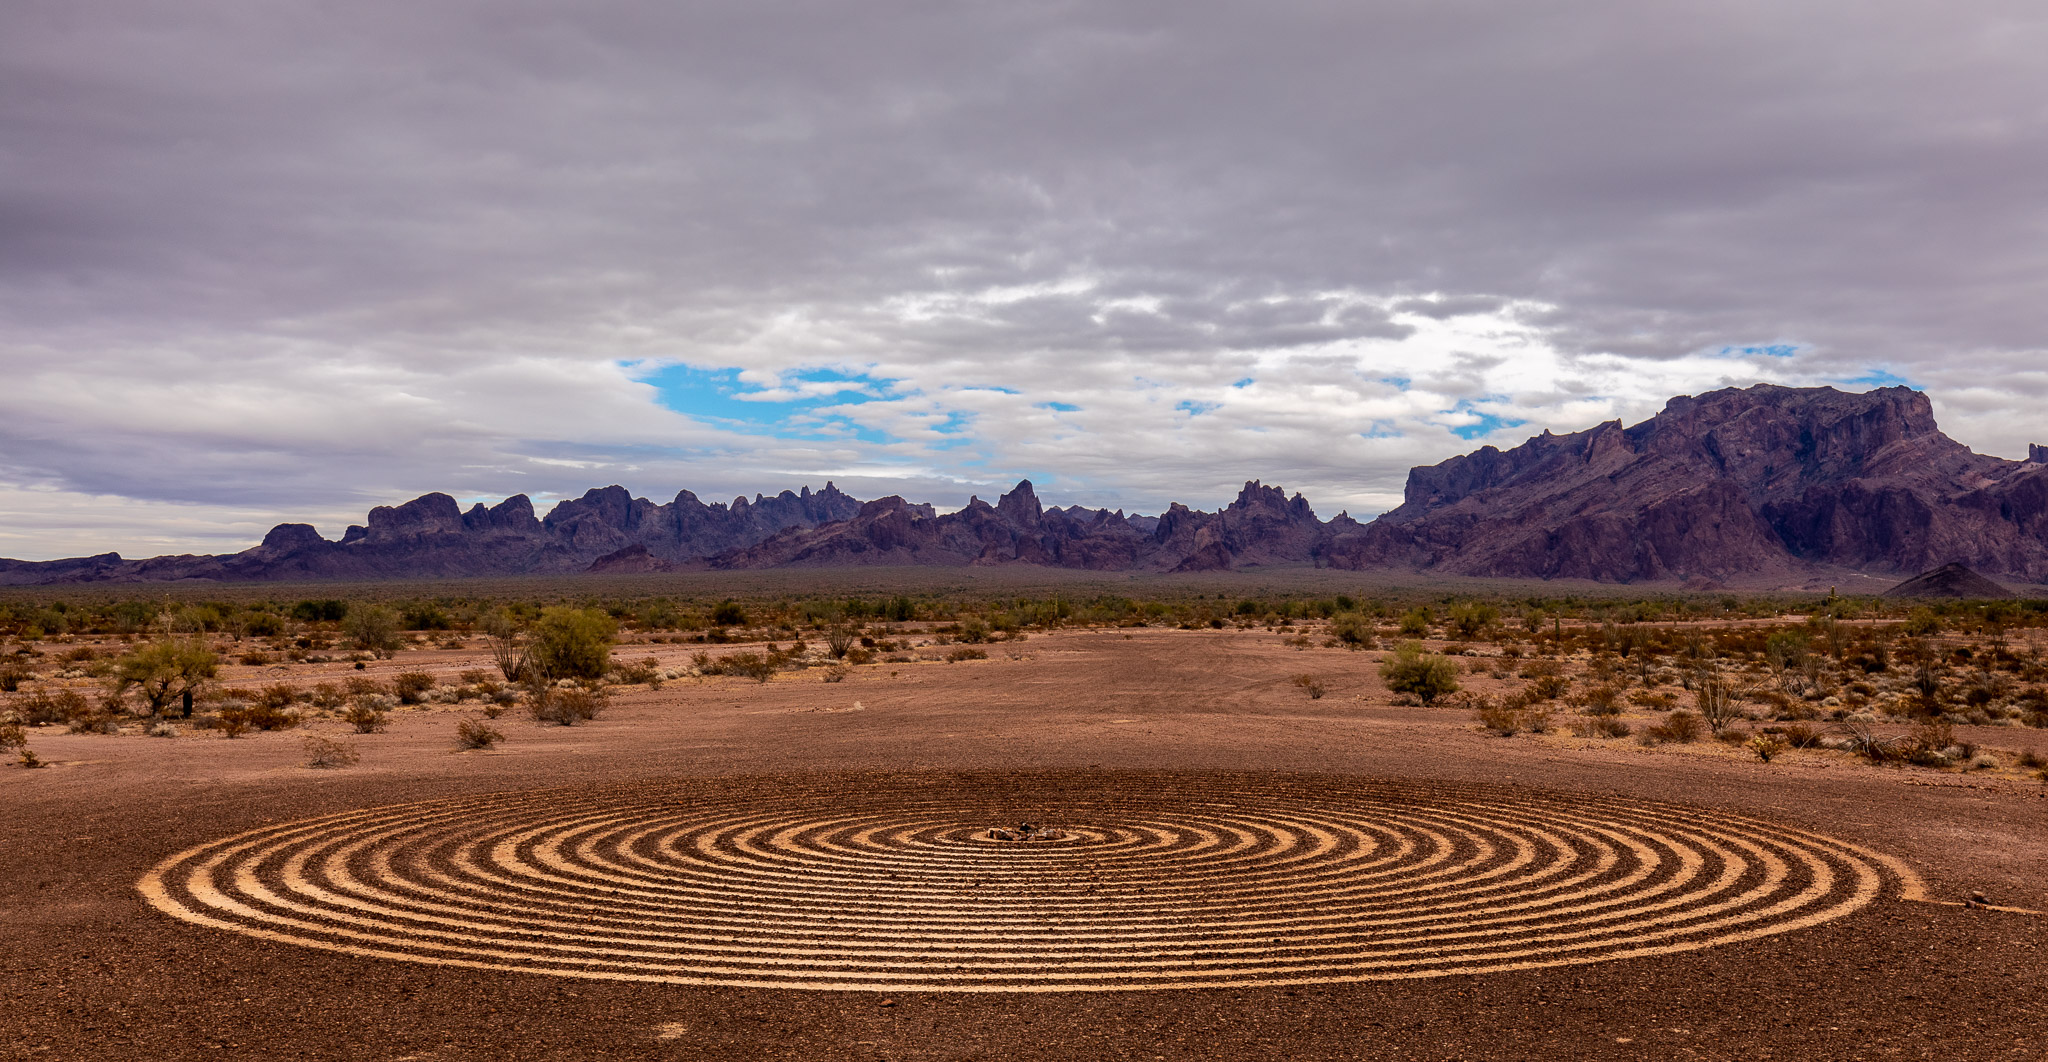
4,1,2046,559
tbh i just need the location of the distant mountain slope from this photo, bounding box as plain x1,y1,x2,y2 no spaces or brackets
1323,384,2048,581
2,384,2042,585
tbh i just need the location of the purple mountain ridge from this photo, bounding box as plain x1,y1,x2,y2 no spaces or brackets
4,384,2045,586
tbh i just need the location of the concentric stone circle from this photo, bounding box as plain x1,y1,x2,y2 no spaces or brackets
138,773,1901,992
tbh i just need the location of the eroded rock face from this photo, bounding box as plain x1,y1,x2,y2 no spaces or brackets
1330,384,2048,582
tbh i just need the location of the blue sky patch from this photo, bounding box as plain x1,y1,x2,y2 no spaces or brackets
1039,401,1081,412
1177,399,1221,416
1719,343,1801,358
637,363,898,443
1843,368,1917,389
1442,397,1525,441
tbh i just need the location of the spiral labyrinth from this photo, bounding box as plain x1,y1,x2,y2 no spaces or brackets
139,773,1904,992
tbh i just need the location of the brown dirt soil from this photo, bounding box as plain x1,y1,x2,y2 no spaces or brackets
5,627,2047,1061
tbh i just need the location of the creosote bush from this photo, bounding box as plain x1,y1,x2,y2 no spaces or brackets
1291,674,1327,699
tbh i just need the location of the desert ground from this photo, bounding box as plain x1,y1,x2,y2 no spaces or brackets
5,613,2048,1061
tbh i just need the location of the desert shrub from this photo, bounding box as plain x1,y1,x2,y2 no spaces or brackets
67,707,121,734
15,688,88,727
1380,641,1461,705
113,636,219,716
530,685,607,726
822,665,850,683
343,697,389,733
1478,701,1551,736
1576,685,1624,716
0,721,25,753
825,627,858,659
1901,608,1941,636
946,647,988,663
238,650,274,666
258,683,299,712
1570,715,1633,739
17,748,43,768
697,651,776,682
0,664,29,693
1329,612,1375,649
219,700,298,734
2018,750,2044,769
309,682,346,710
342,604,405,659
711,600,747,627
391,671,436,705
1291,674,1327,699
1447,603,1499,639
611,657,662,686
1747,734,1788,762
455,718,504,750
303,735,360,769
527,607,616,681
1693,673,1745,734
1629,689,1678,710
1640,709,1705,745
481,612,529,681
1398,608,1433,637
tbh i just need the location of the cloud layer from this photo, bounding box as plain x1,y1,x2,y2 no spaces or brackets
5,1,2046,558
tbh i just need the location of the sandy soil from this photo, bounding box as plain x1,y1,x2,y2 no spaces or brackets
4,627,2046,1061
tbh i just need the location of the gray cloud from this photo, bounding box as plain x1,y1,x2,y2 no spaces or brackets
3,0,2046,557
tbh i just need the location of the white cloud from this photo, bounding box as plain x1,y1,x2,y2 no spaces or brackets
2,1,2046,557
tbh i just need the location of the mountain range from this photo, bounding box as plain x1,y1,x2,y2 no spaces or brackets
4,384,2044,587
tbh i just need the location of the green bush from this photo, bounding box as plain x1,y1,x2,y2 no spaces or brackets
1380,641,1460,704
114,636,219,716
1398,608,1433,637
526,607,617,681
710,600,747,627
342,604,405,659
1330,612,1374,649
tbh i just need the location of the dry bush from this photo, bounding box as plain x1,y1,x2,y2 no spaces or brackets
217,697,298,736
303,735,360,769
530,685,607,726
825,627,858,659
1290,674,1327,699
1747,734,1788,762
344,675,384,698
309,682,346,710
1477,701,1551,737
1640,709,1705,746
611,657,662,687
1574,685,1624,716
695,651,777,682
1570,715,1633,739
822,665,850,683
15,688,88,727
455,718,503,750
1629,689,1678,710
343,697,389,733
945,647,988,663
391,671,436,705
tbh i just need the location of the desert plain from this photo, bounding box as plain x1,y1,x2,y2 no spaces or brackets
3,577,2047,1061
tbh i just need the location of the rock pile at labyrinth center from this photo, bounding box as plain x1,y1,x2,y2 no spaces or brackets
138,772,1910,993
